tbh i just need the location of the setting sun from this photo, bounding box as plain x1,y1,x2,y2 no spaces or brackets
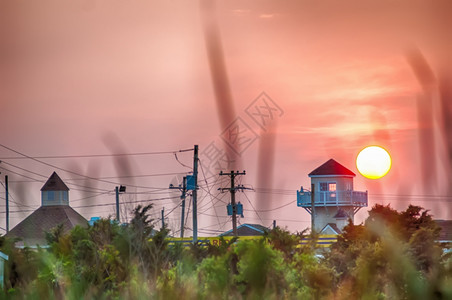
356,146,392,179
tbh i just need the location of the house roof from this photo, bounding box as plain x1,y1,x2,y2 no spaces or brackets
320,223,342,235
41,172,69,191
309,159,355,177
6,205,87,247
435,220,452,242
220,223,270,236
0,251,8,261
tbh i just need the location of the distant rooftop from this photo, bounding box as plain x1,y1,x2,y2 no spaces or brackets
320,223,342,235
435,220,452,242
220,223,270,237
309,159,355,177
41,172,69,191
6,205,87,247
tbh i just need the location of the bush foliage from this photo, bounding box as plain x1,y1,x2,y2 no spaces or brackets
0,203,451,299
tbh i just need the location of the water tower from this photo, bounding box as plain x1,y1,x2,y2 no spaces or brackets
297,159,368,233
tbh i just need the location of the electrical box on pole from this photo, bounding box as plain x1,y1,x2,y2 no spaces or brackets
227,202,243,217
186,175,196,191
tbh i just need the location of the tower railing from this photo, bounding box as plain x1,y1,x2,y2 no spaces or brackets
297,190,368,207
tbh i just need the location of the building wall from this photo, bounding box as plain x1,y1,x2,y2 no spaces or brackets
336,218,349,231
310,175,355,232
313,206,354,232
41,191,69,206
310,176,354,193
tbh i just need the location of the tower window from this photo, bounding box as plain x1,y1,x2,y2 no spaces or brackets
329,183,336,192
319,182,336,192
47,191,55,201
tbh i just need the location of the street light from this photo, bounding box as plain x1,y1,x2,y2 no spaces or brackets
116,185,126,222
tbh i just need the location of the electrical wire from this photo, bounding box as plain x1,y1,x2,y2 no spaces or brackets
242,192,264,224
0,195,185,214
0,165,44,183
0,162,110,192
184,194,192,230
244,198,295,212
198,159,220,224
70,191,113,203
174,152,193,170
0,144,191,190
0,180,38,209
151,198,184,228
0,148,194,160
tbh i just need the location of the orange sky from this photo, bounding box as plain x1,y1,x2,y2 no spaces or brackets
1,0,451,234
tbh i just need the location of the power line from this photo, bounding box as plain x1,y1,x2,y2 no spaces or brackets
0,143,191,190
244,199,295,213
174,152,192,170
64,172,188,180
242,192,264,224
0,208,35,214
196,173,222,185
197,188,227,212
198,217,232,231
185,193,192,230
70,191,112,203
245,216,311,224
151,199,184,228
73,195,181,210
0,148,195,160
197,173,229,209
198,159,220,225
0,161,110,192
0,195,182,214
0,180,38,209
255,186,452,200
0,165,44,182
198,211,229,218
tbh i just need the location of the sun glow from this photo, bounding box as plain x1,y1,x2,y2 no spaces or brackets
356,146,392,179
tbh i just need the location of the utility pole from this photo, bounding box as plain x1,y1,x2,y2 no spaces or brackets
169,176,187,238
181,177,186,238
192,145,199,243
219,170,248,237
311,183,315,232
161,207,165,229
115,186,120,223
5,176,9,233
115,185,126,223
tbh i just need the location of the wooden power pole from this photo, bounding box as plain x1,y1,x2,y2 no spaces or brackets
219,170,247,237
192,145,199,243
311,183,315,232
5,176,9,233
169,176,187,238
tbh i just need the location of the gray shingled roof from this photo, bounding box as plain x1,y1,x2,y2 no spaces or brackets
309,159,355,177
6,206,87,247
435,220,452,242
220,223,270,236
41,172,69,191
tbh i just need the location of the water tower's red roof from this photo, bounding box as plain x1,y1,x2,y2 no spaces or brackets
309,159,355,177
